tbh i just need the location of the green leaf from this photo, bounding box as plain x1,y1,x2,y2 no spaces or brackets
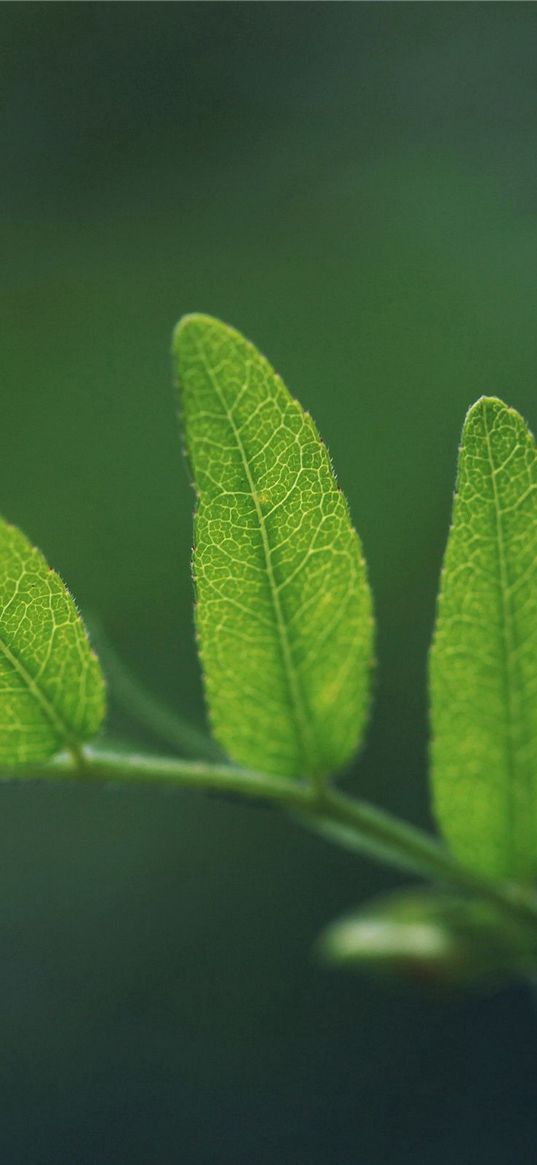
174,314,374,780
0,518,105,764
318,888,537,990
430,397,537,880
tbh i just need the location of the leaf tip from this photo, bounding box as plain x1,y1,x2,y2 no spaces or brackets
463,396,533,448
173,313,230,357
465,394,505,418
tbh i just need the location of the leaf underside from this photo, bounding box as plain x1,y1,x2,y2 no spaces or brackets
175,314,374,779
430,397,537,880
0,519,105,764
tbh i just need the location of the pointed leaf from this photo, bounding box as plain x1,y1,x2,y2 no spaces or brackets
0,518,105,764
430,397,537,879
174,315,374,779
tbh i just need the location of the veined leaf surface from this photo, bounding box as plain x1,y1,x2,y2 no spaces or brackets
430,397,537,880
0,519,105,764
175,315,373,779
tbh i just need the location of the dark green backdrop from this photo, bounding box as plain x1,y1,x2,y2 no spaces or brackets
3,4,537,1162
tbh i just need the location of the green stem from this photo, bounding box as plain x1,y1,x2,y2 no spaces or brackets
3,746,537,934
39,748,313,809
310,787,537,930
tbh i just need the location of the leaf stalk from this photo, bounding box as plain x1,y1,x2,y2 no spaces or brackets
4,747,537,937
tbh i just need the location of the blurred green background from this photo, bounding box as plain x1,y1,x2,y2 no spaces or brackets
3,4,537,1162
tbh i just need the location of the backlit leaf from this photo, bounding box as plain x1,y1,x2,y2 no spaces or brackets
0,518,105,764
430,397,537,879
174,314,374,779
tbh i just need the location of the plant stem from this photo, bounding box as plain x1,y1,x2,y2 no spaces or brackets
310,787,537,930
3,746,537,934
30,748,313,809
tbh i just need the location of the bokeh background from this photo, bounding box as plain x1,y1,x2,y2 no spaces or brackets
3,4,537,1162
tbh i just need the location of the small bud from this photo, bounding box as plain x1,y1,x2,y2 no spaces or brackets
317,889,537,992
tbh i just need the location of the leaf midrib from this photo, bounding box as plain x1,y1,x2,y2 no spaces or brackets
0,632,73,747
197,342,317,772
